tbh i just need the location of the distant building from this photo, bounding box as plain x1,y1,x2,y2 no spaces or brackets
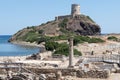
55,4,81,21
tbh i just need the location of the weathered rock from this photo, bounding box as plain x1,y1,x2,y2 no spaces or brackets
39,74,47,80
56,71,62,80
0,77,4,80
67,18,101,35
61,69,76,76
26,51,52,60
26,53,41,60
46,73,56,80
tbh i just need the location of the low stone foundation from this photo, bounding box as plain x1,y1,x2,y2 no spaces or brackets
76,70,110,78
28,68,110,79
0,68,110,79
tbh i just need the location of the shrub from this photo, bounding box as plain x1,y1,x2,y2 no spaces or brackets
88,37,105,43
22,31,40,43
58,35,68,40
45,42,82,56
73,36,105,45
73,36,90,45
25,34,39,43
27,26,30,29
45,41,59,51
37,35,68,44
107,36,118,41
38,30,44,34
50,35,68,41
74,49,82,56
54,43,69,56
37,36,51,44
60,28,66,33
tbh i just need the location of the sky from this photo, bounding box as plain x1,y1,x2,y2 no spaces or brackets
0,0,120,35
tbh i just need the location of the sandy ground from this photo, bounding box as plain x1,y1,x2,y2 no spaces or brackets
0,56,27,62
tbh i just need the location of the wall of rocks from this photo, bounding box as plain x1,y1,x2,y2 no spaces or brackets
28,68,110,79
76,70,110,78
0,68,110,79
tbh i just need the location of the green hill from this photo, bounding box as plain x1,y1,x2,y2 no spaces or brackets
9,14,101,43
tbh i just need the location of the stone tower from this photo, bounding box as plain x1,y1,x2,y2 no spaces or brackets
71,4,80,17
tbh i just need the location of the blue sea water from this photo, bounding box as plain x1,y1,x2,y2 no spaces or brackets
0,35,40,56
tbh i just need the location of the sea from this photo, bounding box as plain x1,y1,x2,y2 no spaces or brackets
0,35,40,56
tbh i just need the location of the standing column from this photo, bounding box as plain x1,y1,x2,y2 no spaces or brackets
68,36,74,68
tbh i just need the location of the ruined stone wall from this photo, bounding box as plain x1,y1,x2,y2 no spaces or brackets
76,70,110,78
0,68,110,79
55,15,71,21
28,68,110,79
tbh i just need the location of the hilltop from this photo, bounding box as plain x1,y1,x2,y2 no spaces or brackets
9,14,101,43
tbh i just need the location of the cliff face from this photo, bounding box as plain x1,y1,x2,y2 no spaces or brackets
66,15,101,35
9,15,101,42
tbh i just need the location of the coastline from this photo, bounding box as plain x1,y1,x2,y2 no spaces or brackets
10,41,44,48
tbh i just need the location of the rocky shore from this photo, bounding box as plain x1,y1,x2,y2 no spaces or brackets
10,41,44,47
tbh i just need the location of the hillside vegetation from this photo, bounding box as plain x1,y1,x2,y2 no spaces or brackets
9,14,101,43
8,14,103,56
